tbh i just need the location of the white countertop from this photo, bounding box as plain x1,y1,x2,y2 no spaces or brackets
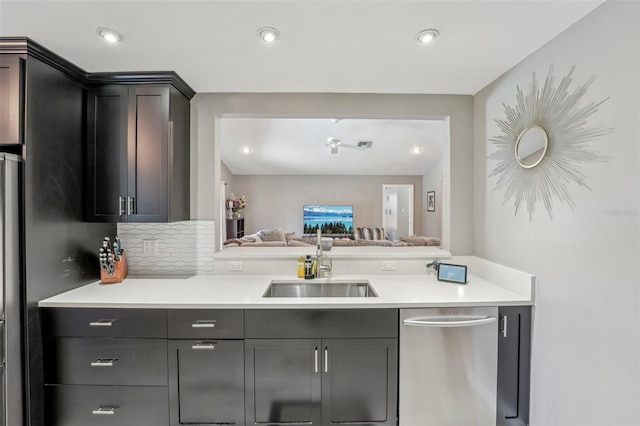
38,273,533,309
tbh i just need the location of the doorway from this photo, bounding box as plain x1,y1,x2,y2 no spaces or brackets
382,184,413,241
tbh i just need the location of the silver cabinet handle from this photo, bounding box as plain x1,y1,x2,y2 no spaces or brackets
324,347,328,373
192,320,217,328
501,315,508,338
119,196,126,215
192,341,216,350
90,358,118,367
403,316,497,328
92,406,116,415
89,319,115,327
314,347,318,373
126,196,135,215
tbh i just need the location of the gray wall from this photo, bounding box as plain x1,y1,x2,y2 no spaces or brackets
232,174,422,236
473,1,639,424
190,93,473,253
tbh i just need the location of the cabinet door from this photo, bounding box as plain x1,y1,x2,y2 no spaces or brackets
245,339,321,425
86,86,128,221
169,340,244,425
497,306,531,426
0,54,24,145
128,85,169,222
322,339,397,426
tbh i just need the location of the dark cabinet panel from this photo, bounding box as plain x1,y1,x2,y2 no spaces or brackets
0,54,24,145
45,385,169,426
85,83,189,223
86,86,128,221
46,338,168,386
169,340,244,425
42,308,168,338
246,339,322,426
322,339,398,426
497,306,531,426
168,309,244,339
129,86,169,222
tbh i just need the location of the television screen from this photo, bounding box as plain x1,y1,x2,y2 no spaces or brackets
303,205,353,235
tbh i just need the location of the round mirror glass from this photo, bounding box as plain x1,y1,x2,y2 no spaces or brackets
515,125,548,168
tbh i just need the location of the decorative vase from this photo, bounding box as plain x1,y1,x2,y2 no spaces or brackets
226,207,233,219
233,210,243,219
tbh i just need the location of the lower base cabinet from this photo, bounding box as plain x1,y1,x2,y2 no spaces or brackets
168,340,244,426
45,385,168,426
497,306,532,426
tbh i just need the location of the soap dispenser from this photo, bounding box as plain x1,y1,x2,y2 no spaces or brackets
304,255,314,279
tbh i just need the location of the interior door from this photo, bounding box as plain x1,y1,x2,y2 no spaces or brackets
383,185,413,240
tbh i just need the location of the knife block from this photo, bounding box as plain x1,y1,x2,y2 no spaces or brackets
100,250,128,285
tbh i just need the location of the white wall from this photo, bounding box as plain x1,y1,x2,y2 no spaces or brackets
422,157,443,238
232,174,422,236
473,2,639,424
190,93,474,254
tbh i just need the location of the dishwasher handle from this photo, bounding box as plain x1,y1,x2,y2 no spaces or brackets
403,316,497,328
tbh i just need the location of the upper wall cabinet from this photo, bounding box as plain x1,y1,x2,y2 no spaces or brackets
86,74,194,223
0,54,25,145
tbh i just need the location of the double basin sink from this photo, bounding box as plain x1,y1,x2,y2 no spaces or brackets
263,280,378,298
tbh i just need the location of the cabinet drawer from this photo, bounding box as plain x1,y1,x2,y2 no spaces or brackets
45,338,167,386
45,385,168,426
245,309,398,338
168,309,243,339
42,308,167,338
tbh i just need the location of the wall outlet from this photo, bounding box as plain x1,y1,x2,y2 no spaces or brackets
382,261,396,271
228,261,243,272
142,239,158,255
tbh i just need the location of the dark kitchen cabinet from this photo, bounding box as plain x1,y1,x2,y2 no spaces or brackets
226,218,245,239
322,339,397,426
245,339,321,425
86,80,192,223
169,340,244,426
0,54,24,145
497,306,531,426
168,309,245,426
245,310,398,426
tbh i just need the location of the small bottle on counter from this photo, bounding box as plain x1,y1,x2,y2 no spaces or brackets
304,255,314,279
297,256,305,278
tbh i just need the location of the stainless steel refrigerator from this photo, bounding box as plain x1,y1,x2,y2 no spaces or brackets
1,153,22,426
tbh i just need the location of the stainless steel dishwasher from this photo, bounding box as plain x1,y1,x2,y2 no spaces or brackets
399,307,498,426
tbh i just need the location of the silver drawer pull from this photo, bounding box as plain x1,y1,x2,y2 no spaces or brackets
192,320,217,328
192,342,216,350
90,358,118,367
92,406,117,415
89,319,116,327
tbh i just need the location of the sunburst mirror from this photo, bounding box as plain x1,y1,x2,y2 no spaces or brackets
489,65,614,220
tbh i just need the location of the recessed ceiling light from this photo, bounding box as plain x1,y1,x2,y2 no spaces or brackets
241,147,253,154
411,147,423,154
97,27,124,43
416,29,439,44
257,27,280,43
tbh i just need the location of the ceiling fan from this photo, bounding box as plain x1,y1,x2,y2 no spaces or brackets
325,119,373,155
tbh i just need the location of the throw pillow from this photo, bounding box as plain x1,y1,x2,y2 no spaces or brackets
257,228,286,242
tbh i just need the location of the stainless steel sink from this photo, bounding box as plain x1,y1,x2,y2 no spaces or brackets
263,280,378,298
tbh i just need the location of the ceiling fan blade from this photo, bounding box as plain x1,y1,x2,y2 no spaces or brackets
330,146,339,155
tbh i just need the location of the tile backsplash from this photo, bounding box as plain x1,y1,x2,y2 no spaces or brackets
117,221,215,275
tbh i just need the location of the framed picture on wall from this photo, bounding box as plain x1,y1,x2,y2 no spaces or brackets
427,191,435,212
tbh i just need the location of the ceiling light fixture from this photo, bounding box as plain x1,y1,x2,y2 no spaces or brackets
411,147,424,154
97,27,124,43
416,29,439,44
258,27,280,43
241,147,253,154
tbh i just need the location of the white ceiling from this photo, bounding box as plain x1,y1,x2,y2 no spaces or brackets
0,0,603,95
221,118,445,175
1,0,603,175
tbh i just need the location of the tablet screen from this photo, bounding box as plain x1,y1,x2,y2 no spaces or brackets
437,263,467,284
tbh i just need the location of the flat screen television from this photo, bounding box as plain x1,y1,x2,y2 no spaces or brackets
303,205,353,236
